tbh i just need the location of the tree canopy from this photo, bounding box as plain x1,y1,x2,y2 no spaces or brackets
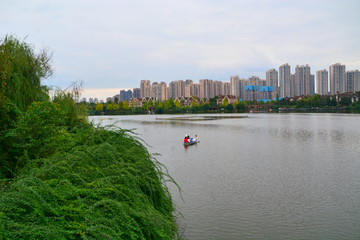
0,35,53,111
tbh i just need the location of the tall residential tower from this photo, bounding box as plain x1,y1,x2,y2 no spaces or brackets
279,63,291,98
329,63,346,94
266,69,278,99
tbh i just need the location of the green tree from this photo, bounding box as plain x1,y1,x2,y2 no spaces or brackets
148,98,154,106
226,103,234,111
190,98,199,108
118,101,124,109
223,98,228,107
107,102,119,111
157,101,164,108
237,101,247,112
339,96,351,106
165,98,174,109
1,35,53,111
325,96,337,106
310,94,321,107
95,103,103,111
123,100,130,110
203,103,210,111
114,97,119,104
209,96,219,106
175,99,182,108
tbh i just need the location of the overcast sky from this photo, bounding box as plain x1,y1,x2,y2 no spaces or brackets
1,0,360,101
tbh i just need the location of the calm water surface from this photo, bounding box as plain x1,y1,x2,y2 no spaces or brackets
91,113,360,240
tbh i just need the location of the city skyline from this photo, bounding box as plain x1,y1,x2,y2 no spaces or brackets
85,62,359,102
2,0,359,101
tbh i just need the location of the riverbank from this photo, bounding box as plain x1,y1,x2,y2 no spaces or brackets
0,112,179,239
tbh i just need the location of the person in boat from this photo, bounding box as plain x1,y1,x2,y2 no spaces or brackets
190,135,197,142
184,134,189,143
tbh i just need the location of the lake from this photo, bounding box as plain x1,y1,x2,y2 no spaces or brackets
91,113,360,240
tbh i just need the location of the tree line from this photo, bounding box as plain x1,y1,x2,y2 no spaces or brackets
85,96,248,115
85,91,360,115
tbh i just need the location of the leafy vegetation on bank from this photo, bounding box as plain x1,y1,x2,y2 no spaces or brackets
1,121,177,239
87,92,360,115
0,35,179,239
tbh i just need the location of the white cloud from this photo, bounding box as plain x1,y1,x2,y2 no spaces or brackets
1,0,359,90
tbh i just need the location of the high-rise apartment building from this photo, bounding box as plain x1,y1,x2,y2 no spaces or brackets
316,70,328,95
132,88,141,98
266,69,278,99
230,75,240,96
295,65,312,96
140,80,151,98
199,79,214,99
185,79,193,98
120,90,132,101
329,63,346,95
190,84,200,97
310,74,315,95
159,82,167,101
168,81,178,99
222,82,231,96
151,82,159,99
230,75,248,100
347,70,360,93
178,80,185,98
279,63,291,98
213,81,222,96
291,74,295,97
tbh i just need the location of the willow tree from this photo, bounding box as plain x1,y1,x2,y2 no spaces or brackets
0,35,53,111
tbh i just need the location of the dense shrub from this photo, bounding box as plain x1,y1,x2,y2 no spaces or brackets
0,122,178,239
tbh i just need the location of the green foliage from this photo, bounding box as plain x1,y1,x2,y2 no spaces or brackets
226,104,234,110
95,103,103,111
209,96,218,106
0,35,179,239
118,101,124,109
0,35,53,112
107,102,119,111
165,98,174,109
148,98,154,107
339,96,351,106
174,99,181,109
155,106,164,114
0,123,178,239
237,101,247,112
325,96,337,106
52,89,87,128
223,98,228,107
203,103,210,111
0,101,73,178
123,100,129,110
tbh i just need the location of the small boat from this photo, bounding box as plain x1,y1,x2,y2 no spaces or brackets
183,140,198,146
